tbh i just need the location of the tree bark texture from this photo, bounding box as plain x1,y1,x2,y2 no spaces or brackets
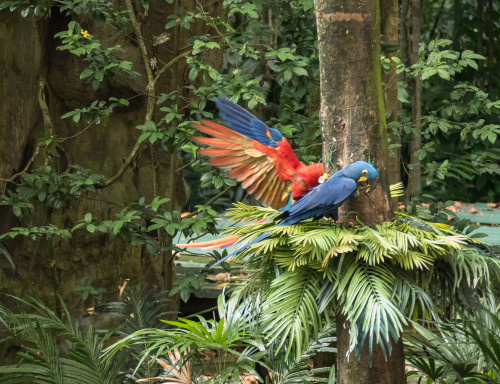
0,0,223,319
314,0,405,382
314,0,393,226
336,314,407,384
381,0,401,188
407,0,422,200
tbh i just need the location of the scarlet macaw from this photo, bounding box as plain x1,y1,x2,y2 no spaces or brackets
210,160,379,268
192,98,324,210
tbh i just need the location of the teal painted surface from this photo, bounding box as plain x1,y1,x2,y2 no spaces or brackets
455,203,500,245
455,203,500,224
467,227,500,246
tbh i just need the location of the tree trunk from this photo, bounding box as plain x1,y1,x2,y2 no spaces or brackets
485,0,495,95
336,314,407,384
315,0,393,225
476,0,485,90
381,0,400,188
407,0,422,200
314,0,405,382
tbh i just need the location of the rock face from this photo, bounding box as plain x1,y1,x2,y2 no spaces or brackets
0,1,223,321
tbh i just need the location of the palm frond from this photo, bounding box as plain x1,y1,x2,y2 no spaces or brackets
220,203,500,359
0,296,127,384
137,349,192,384
336,258,406,356
392,271,439,321
389,182,404,198
260,267,322,360
405,320,493,383
267,321,336,384
92,284,174,333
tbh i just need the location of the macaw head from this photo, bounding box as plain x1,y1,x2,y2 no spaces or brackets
342,161,379,183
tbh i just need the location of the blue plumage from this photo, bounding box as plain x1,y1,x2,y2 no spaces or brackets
215,98,282,147
210,160,379,268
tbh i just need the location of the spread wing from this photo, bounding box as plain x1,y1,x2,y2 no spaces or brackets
192,120,293,210
215,97,280,147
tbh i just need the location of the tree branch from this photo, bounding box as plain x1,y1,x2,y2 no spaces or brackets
102,0,156,188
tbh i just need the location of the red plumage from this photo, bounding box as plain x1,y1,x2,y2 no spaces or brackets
192,117,323,209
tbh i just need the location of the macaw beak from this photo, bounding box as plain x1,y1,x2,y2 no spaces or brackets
366,177,378,193
357,177,378,193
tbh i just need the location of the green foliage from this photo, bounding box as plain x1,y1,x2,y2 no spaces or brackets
0,296,128,384
170,270,211,303
218,203,500,360
55,21,138,90
0,0,499,380
265,321,336,383
92,284,174,333
107,294,267,383
0,0,122,20
61,97,129,124
406,307,500,383
75,285,107,300
70,198,218,254
107,292,336,383
0,166,105,216
411,39,485,80
0,225,71,241
393,37,500,201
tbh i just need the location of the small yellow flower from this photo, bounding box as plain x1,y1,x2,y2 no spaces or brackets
80,30,90,38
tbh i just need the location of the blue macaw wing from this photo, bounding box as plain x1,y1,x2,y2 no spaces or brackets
284,173,357,221
215,98,282,147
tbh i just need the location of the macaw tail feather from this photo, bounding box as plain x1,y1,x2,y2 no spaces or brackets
176,235,240,249
210,230,272,268
176,219,270,252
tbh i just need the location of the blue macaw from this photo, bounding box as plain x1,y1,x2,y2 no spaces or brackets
210,160,379,268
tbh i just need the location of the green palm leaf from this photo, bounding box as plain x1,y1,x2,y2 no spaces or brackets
260,267,322,360
336,258,406,355
0,297,127,384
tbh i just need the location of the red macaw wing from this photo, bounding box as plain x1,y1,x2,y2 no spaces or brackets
192,120,294,210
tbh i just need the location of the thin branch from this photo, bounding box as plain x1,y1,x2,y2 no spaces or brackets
183,185,233,219
38,76,54,136
59,122,95,141
428,0,446,40
0,142,46,185
102,0,156,188
176,159,196,172
152,50,191,87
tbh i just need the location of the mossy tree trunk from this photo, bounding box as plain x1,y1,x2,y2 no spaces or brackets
314,0,406,382
381,0,401,188
406,0,422,200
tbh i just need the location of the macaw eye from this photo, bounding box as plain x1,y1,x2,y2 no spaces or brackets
362,170,368,175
